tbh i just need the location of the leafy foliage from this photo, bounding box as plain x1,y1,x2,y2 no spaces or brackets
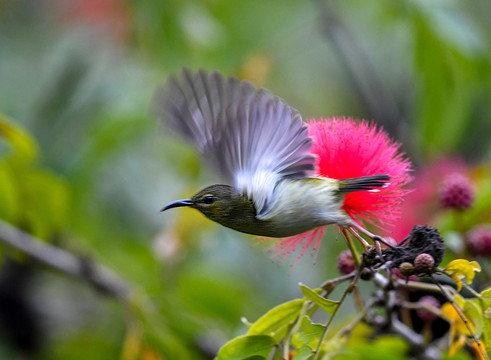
0,0,490,359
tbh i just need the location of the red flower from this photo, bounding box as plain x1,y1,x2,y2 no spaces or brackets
270,118,412,263
309,118,412,228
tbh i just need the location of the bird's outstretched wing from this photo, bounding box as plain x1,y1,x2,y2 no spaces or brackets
153,68,316,215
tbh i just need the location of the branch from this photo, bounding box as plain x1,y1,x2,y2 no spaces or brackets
0,218,132,301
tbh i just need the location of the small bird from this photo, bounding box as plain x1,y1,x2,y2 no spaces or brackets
153,68,390,240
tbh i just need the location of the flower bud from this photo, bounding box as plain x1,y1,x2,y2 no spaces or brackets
337,250,356,275
414,253,435,273
398,262,415,276
439,174,474,209
466,224,491,257
392,267,419,282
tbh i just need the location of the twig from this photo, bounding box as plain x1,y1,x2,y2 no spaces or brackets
313,264,362,360
430,274,489,360
440,269,482,298
395,278,456,295
283,301,310,359
342,228,361,266
339,297,376,338
321,273,355,293
0,218,132,301
402,301,442,319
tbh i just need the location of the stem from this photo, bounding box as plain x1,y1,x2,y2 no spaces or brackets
440,270,482,298
352,286,364,310
321,273,355,294
403,302,442,319
283,301,310,359
342,229,361,267
312,266,362,360
431,274,489,360
120,322,142,360
339,298,377,337
453,209,465,234
395,278,456,294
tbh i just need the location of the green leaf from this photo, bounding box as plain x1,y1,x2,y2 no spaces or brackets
481,287,491,299
292,344,314,360
248,299,304,336
0,162,20,222
271,323,291,343
332,335,407,360
298,316,324,344
479,297,491,352
300,283,338,314
320,333,348,359
413,15,475,157
14,165,70,239
464,299,483,336
0,114,38,161
215,335,274,360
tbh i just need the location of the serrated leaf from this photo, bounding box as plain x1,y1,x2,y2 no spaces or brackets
298,316,324,344
248,299,304,336
300,284,338,314
215,335,274,360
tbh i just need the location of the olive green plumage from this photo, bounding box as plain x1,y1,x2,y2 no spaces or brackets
155,69,390,238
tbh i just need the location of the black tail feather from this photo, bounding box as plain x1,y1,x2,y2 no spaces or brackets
338,175,391,192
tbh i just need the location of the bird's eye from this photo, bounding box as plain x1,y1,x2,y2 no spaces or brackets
203,196,215,205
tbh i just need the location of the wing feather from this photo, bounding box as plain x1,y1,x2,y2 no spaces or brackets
153,68,316,215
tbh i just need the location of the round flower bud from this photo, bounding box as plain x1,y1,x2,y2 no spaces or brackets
466,224,491,257
439,174,474,209
392,267,419,282
416,295,440,323
398,262,415,277
337,250,356,275
414,253,435,273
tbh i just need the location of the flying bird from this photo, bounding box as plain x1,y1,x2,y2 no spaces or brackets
153,68,389,241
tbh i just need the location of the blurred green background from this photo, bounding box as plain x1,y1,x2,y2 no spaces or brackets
0,0,490,359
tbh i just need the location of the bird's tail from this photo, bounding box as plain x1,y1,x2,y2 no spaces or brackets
338,175,391,193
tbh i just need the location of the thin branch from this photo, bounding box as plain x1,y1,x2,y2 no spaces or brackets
342,228,361,266
430,274,489,360
321,272,355,293
0,218,132,301
313,264,362,360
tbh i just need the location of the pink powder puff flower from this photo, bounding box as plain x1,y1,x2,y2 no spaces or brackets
270,117,412,263
390,158,469,242
309,118,412,228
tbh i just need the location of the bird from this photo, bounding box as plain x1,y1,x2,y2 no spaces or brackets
153,68,390,241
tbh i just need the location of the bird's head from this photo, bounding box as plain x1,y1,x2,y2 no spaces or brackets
161,185,256,227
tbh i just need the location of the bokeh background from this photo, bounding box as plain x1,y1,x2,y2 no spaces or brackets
0,0,490,359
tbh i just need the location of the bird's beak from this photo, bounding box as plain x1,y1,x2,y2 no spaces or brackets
160,198,193,212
